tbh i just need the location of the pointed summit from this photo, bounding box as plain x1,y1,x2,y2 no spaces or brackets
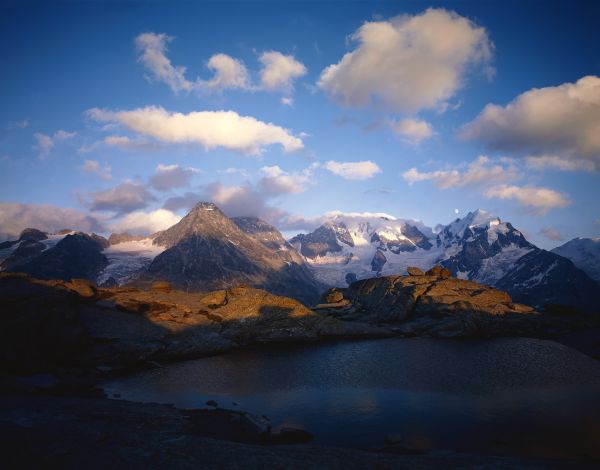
153,201,238,248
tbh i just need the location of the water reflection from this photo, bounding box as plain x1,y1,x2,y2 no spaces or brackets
105,337,600,459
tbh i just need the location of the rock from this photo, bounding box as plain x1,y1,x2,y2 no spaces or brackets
425,265,452,278
152,281,172,293
90,233,110,249
345,272,358,285
406,267,424,276
19,228,47,242
371,250,387,272
326,274,543,337
322,288,345,303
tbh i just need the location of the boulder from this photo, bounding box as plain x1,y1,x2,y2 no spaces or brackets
322,288,345,304
425,265,452,278
406,267,424,276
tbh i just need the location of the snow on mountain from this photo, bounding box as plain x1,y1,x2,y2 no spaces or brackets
97,238,165,286
289,212,439,286
551,238,600,283
289,209,538,288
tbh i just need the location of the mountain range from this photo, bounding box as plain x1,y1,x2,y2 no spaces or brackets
0,204,598,312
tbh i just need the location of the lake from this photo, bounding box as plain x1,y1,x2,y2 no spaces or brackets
104,337,600,460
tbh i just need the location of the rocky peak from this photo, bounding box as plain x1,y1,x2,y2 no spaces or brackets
153,201,239,248
19,228,47,242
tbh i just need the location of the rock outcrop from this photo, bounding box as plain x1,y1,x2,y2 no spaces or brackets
314,267,560,338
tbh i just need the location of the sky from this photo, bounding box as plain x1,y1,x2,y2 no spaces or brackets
1,0,599,248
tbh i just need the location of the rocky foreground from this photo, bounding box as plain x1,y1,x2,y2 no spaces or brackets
1,269,599,468
2,267,597,377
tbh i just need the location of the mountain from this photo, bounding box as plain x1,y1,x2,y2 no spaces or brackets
290,210,599,313
551,238,600,283
496,248,599,313
137,202,323,305
289,212,437,287
1,231,108,280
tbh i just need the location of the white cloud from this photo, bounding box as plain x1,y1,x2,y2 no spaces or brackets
109,208,181,235
0,203,105,240
324,160,382,180
259,51,307,91
136,32,250,94
460,75,600,170
219,167,249,177
281,97,294,107
484,184,570,215
525,154,596,172
402,156,517,189
34,130,76,156
78,135,160,154
318,8,492,113
81,159,112,180
258,163,317,195
83,181,156,215
34,133,54,154
54,130,76,141
87,106,303,156
136,32,192,93
539,227,564,241
148,164,199,191
389,118,434,145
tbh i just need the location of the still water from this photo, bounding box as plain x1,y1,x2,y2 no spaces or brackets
105,337,600,459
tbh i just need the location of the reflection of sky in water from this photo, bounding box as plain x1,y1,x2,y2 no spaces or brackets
105,338,600,459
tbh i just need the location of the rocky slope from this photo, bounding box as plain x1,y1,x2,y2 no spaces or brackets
0,272,386,375
138,203,323,305
552,237,600,283
1,231,108,281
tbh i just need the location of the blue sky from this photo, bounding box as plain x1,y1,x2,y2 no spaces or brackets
1,0,599,248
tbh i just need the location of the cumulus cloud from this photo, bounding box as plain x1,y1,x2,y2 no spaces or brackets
318,8,493,113
81,159,112,180
109,208,181,235
324,160,382,180
402,155,517,189
148,164,199,191
460,75,600,170
87,106,303,156
389,118,434,145
484,185,570,215
539,227,564,241
0,203,105,240
257,163,317,195
83,181,156,215
259,51,307,91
